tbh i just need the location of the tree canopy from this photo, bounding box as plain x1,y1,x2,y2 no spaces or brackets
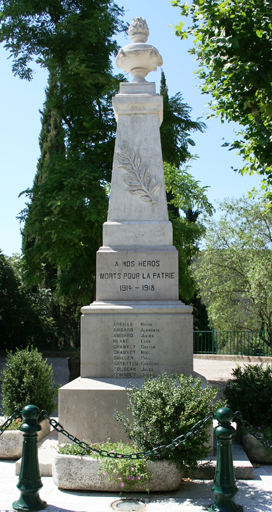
172,0,272,186
159,71,213,322
0,251,49,349
0,0,126,307
193,195,272,334
160,70,206,170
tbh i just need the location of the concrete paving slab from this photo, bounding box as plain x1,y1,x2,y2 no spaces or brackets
1,460,271,512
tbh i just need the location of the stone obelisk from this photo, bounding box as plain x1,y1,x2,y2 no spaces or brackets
58,18,193,443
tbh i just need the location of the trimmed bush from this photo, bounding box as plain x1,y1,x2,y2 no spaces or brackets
224,364,272,427
0,346,58,416
114,372,222,468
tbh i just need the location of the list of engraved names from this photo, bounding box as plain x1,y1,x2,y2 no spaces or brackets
113,321,160,378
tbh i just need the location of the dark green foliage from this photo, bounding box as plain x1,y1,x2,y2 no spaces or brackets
0,250,80,351
190,292,210,331
160,70,206,170
114,372,219,468
224,364,272,428
0,347,58,416
1,0,125,307
0,250,46,350
160,73,213,319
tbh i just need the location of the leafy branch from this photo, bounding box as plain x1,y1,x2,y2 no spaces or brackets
117,144,161,206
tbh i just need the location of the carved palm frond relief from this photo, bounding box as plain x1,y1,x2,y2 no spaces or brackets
117,144,161,206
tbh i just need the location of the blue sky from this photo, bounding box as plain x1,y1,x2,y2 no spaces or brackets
0,0,263,256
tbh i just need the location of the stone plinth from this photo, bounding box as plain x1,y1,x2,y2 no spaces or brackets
81,301,193,379
102,221,173,247
107,89,168,227
58,378,142,444
96,246,178,301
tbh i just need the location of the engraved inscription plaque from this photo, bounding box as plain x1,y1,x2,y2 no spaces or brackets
96,250,179,301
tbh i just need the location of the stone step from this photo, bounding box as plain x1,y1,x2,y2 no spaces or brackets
185,442,253,480
15,423,254,480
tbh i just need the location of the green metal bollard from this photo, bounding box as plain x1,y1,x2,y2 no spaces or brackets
13,405,47,512
208,407,242,512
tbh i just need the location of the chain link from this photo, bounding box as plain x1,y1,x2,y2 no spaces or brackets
233,411,272,450
41,410,214,460
0,409,22,436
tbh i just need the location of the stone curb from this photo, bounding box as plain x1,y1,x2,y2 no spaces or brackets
194,354,272,362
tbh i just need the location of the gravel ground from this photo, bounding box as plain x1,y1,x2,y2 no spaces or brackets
194,355,271,400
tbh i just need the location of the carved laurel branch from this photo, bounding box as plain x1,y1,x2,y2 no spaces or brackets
117,144,161,206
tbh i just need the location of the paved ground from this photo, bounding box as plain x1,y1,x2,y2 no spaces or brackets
1,459,271,511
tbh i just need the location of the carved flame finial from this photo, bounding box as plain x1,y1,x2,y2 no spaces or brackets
128,17,149,43
116,17,163,83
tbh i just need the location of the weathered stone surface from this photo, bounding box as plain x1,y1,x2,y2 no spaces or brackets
243,434,272,464
81,301,193,379
102,221,173,247
0,419,50,460
58,18,194,448
58,377,139,444
52,452,182,492
96,246,179,301
108,93,167,226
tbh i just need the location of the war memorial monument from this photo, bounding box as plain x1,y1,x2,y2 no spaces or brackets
58,17,193,443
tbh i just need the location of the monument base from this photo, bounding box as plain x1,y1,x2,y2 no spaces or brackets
58,300,193,444
58,372,213,451
58,377,143,444
58,372,213,450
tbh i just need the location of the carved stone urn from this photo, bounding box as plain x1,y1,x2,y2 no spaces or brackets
116,17,163,82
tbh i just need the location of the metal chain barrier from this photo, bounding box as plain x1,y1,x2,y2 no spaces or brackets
41,409,214,459
0,409,22,436
234,410,272,450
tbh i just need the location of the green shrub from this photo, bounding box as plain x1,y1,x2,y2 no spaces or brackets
0,346,58,416
114,372,221,468
224,364,272,427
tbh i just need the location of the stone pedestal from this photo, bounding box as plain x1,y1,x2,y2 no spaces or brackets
58,19,193,444
81,302,192,379
58,378,140,444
